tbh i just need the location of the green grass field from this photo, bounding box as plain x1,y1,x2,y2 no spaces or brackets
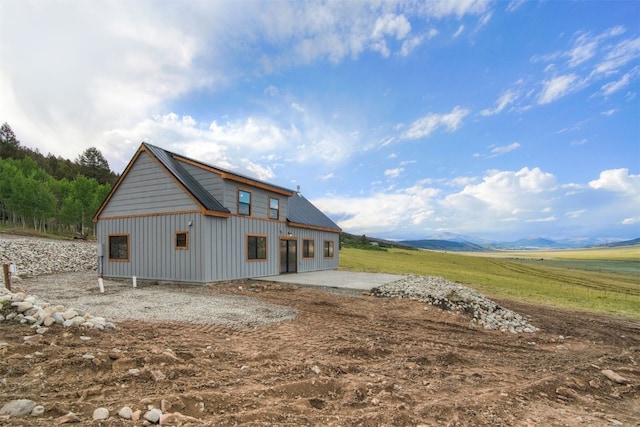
339,246,640,318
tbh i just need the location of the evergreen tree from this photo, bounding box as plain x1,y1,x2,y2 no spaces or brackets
75,147,116,185
0,122,21,159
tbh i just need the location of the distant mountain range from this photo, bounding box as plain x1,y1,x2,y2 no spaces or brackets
341,231,640,252
399,234,640,251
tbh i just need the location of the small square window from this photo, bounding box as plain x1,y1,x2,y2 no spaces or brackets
176,231,188,249
303,239,315,258
269,197,279,220
108,234,129,261
238,190,251,215
248,235,267,260
323,240,334,258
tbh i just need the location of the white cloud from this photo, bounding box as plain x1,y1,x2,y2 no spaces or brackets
450,167,557,214
538,74,580,104
402,106,470,140
506,0,526,13
601,69,637,96
481,89,518,116
568,33,598,67
400,36,425,56
424,0,492,18
384,168,404,178
566,209,586,218
588,168,640,195
488,142,521,158
245,161,275,181
372,14,411,40
593,36,640,76
316,166,640,240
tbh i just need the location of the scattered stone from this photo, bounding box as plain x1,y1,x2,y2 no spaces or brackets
311,365,321,375
112,358,137,371
131,409,142,421
0,286,115,332
151,370,167,381
601,369,629,385
92,407,109,420
83,354,95,360
80,336,91,341
54,412,81,424
160,412,199,424
160,399,172,412
31,405,45,416
118,406,133,419
372,275,538,333
144,408,162,423
0,399,37,417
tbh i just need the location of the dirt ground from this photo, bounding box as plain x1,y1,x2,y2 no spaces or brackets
1,279,639,426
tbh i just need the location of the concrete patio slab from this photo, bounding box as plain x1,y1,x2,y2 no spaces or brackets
253,270,405,291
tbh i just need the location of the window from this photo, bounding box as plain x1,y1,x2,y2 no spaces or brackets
323,240,334,258
238,190,251,215
247,235,267,260
269,197,279,220
175,231,188,249
302,239,315,258
108,234,129,261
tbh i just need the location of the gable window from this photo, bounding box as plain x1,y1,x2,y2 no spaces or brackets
238,190,251,215
269,197,279,220
302,239,315,258
247,235,267,260
175,231,188,249
323,240,334,258
108,234,129,261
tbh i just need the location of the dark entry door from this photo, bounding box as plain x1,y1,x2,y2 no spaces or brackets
280,239,297,274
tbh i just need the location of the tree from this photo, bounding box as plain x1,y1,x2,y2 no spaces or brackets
0,122,21,159
75,147,114,184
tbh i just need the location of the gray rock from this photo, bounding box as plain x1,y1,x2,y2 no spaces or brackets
52,312,65,324
118,406,133,419
144,408,162,423
31,405,45,416
92,407,109,420
0,399,37,417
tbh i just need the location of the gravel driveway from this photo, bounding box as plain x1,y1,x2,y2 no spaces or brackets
13,271,297,327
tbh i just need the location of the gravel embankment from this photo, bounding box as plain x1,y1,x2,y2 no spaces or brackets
373,275,538,333
0,236,97,278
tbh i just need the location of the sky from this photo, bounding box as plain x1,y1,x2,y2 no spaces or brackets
1,0,639,243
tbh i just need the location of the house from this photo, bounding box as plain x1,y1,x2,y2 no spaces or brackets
92,142,341,283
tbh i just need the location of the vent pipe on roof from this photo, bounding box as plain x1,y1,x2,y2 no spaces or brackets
296,185,301,194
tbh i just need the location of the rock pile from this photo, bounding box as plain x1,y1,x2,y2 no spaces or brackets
372,275,538,333
0,238,96,281
0,288,115,331
0,399,200,424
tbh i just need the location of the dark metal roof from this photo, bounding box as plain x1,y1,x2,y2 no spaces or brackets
143,143,339,230
287,192,341,231
143,143,229,214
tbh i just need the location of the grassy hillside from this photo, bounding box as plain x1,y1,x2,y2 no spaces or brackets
339,247,640,318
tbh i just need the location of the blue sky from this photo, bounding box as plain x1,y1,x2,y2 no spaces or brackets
1,0,638,242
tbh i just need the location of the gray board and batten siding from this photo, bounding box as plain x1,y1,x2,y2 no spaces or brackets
94,143,340,283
